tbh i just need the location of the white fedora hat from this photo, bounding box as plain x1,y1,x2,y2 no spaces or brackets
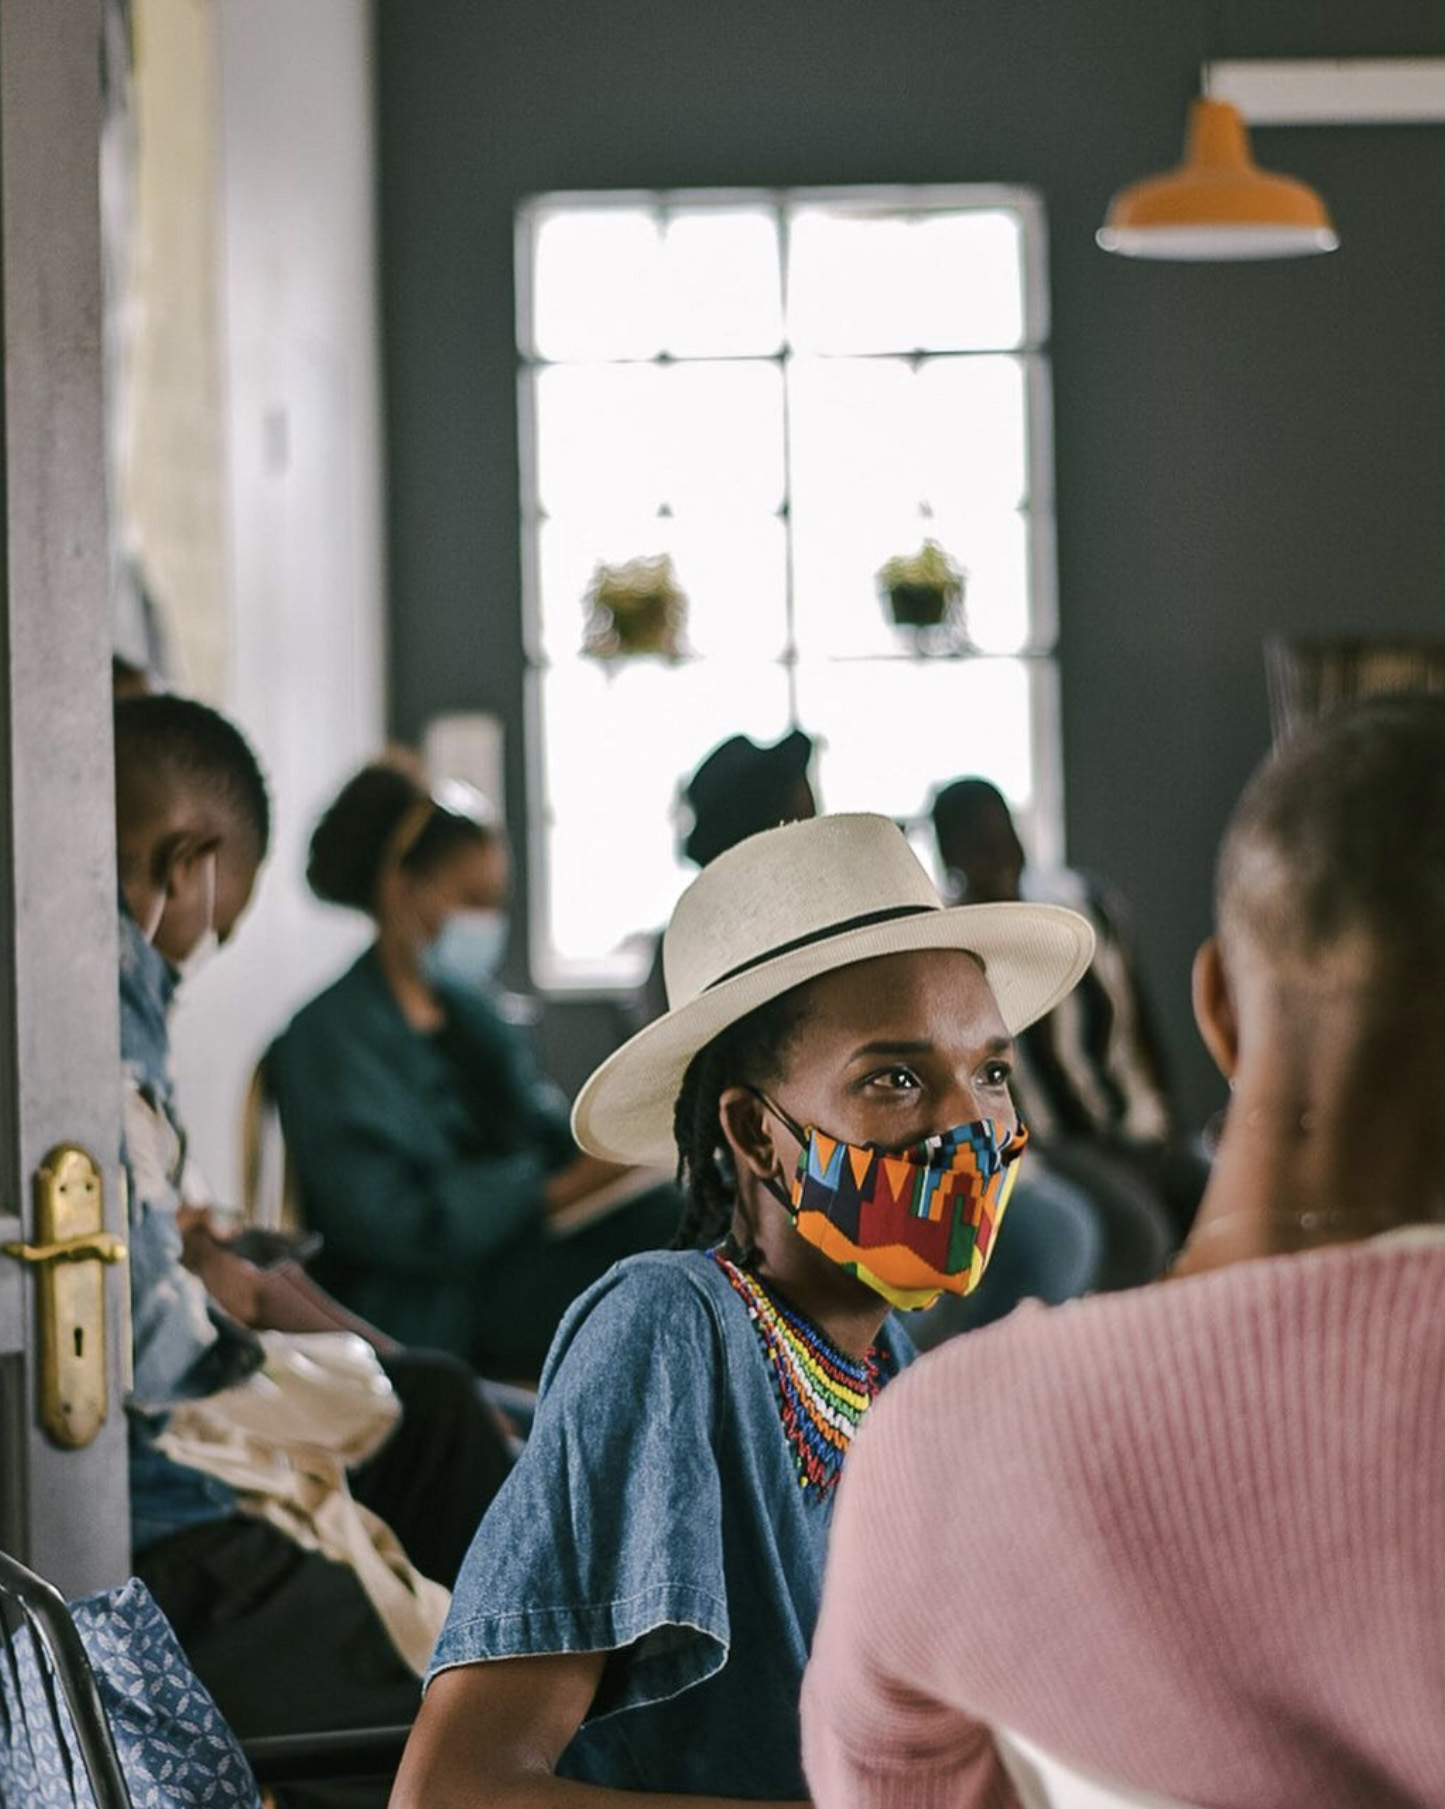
573,813,1094,1165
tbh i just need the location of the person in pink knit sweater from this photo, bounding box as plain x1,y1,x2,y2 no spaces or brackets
802,695,1445,1809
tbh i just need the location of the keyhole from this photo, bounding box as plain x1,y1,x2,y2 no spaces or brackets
73,1326,84,1359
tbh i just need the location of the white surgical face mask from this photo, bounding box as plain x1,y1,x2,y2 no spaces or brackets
173,852,220,985
420,907,508,994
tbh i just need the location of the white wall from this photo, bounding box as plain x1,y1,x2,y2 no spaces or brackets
169,0,385,1205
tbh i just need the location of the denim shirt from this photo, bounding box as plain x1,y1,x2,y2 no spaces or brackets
431,1249,913,1799
119,907,259,1549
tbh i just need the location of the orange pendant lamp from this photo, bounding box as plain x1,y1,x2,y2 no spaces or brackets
1097,96,1338,259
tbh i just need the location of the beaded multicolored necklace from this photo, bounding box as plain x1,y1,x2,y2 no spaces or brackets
712,1248,884,1496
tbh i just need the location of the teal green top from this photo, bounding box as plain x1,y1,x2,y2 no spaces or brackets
268,948,578,1358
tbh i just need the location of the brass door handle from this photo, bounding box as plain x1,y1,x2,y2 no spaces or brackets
3,1231,127,1267
5,1146,123,1448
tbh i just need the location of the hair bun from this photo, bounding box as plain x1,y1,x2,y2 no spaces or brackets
307,763,423,910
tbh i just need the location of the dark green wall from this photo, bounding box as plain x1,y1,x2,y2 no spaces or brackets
374,0,1445,1125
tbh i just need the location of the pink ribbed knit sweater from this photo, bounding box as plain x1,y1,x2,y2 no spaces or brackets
802,1234,1445,1809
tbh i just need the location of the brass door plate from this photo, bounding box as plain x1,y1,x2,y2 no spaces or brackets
2,1145,125,1449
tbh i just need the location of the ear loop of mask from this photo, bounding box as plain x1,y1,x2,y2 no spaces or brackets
140,882,168,948
141,840,218,951
746,1088,806,1216
174,850,221,981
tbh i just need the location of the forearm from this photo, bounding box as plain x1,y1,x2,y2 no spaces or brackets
391,1764,806,1809
392,1658,808,1809
251,1262,401,1352
300,1146,549,1273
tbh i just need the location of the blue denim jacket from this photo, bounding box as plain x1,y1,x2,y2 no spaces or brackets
119,907,260,1549
431,1249,912,1798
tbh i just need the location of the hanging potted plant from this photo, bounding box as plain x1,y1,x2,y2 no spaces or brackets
876,539,968,648
581,553,689,662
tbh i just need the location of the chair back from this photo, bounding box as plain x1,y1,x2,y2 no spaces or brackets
1265,635,1445,745
0,1550,261,1809
239,1048,303,1232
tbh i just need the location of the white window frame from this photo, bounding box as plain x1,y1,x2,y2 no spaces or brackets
516,183,1062,994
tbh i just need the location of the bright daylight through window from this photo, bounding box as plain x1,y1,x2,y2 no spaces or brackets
517,186,1059,988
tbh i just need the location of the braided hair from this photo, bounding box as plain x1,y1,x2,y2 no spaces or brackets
670,984,811,1251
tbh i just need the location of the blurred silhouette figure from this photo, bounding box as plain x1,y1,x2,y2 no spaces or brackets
634,729,817,1025
679,728,817,867
931,777,1203,1257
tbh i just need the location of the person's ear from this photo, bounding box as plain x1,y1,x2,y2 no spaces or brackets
718,1085,786,1187
1192,937,1238,1081
150,831,210,901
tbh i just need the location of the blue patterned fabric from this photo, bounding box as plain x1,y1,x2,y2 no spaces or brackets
0,1576,262,1809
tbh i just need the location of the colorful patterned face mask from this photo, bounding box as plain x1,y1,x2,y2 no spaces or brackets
755,1093,1028,1311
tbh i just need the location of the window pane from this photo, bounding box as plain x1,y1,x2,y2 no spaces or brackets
910,211,1025,351
534,365,665,518
792,505,946,658
796,656,1037,826
787,205,1025,354
788,207,913,353
664,361,785,513
529,207,663,361
916,355,1029,512
790,505,1033,659
537,514,787,666
788,356,919,517
663,208,783,356
536,514,671,664
669,513,788,659
535,660,793,976
933,507,1033,655
535,362,785,524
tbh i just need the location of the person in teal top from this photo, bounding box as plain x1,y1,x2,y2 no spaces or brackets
268,761,679,1376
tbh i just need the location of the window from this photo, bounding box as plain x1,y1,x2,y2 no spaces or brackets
517,186,1059,989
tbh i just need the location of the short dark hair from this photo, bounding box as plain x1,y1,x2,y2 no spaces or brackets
929,777,1013,850
1217,695,1445,969
114,694,271,859
307,761,496,914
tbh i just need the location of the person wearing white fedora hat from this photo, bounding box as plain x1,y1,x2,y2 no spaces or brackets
391,814,1093,1809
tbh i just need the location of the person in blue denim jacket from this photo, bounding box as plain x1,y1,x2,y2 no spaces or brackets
393,813,1094,1807
114,695,512,1809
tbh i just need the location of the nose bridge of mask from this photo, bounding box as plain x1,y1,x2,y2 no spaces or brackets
911,1116,1028,1170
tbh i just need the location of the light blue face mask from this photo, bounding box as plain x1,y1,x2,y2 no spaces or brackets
420,908,508,993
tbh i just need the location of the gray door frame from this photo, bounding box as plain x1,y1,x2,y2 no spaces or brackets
0,0,130,1594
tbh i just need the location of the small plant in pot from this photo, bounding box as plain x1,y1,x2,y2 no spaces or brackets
581,554,689,663
876,539,968,649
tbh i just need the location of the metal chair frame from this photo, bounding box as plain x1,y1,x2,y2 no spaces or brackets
0,1546,134,1809
0,1546,411,1802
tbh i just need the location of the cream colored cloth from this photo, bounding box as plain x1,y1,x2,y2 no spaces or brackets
157,1330,450,1675
995,1729,1199,1809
